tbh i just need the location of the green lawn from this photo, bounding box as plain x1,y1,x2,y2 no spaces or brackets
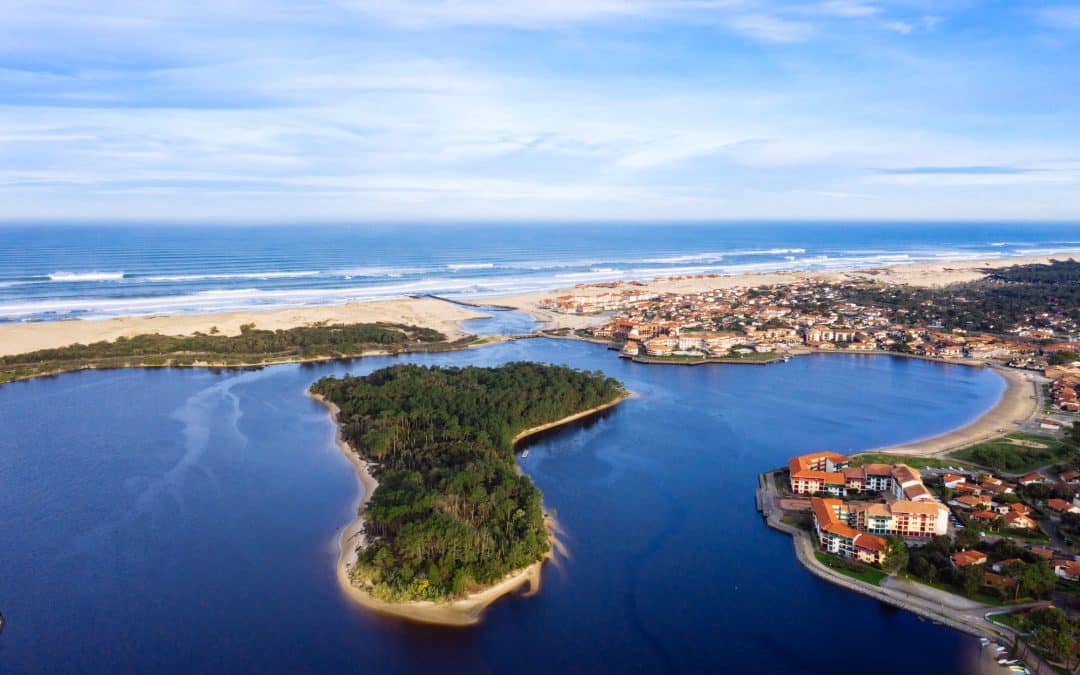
988,611,1027,631
814,551,887,586
898,572,1016,606
950,433,1078,473
849,453,975,470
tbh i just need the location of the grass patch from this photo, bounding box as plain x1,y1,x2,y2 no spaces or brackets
814,551,887,586
898,572,1015,606
781,514,812,531
773,472,789,493
850,453,975,470
988,611,1027,631
950,434,1078,473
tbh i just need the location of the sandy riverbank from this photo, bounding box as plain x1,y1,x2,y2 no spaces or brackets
0,297,485,358
866,364,1042,457
313,388,629,626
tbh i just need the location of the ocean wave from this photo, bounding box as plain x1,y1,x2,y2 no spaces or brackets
447,263,495,271
1012,247,1080,257
140,271,320,282
49,272,125,282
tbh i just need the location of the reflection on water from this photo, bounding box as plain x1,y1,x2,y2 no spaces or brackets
0,341,1001,674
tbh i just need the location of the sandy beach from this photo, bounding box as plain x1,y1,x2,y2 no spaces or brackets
312,387,629,626
0,297,485,358
491,253,1076,331
2,253,1072,359
866,363,1042,457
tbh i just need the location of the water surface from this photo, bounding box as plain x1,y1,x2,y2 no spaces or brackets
0,340,1004,673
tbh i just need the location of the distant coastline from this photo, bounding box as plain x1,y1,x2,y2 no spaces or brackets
0,253,1072,360
311,390,629,626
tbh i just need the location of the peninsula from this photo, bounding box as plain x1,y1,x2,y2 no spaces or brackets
310,362,627,625
0,321,465,385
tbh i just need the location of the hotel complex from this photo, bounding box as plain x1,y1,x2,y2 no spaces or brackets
786,451,950,564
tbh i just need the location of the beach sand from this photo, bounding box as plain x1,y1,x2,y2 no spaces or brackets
868,363,1041,457
490,254,1077,330
1,253,1073,357
0,297,484,358
312,388,629,626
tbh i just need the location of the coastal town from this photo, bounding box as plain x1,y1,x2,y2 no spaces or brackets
536,260,1080,671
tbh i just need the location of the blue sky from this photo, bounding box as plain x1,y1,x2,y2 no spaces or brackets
2,0,1080,221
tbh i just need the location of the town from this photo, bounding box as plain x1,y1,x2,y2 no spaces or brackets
544,263,1080,415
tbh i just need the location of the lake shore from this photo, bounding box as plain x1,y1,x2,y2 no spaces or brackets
312,388,629,626
863,363,1041,457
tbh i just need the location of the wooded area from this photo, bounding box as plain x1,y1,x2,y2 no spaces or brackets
312,362,626,601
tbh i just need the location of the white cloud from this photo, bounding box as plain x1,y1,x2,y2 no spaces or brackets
1038,6,1080,30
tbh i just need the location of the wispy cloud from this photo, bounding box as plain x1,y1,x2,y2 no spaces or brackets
1037,6,1080,30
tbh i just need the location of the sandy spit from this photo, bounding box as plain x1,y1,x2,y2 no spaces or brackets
0,297,485,358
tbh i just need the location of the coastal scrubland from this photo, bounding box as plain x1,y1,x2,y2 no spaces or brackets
950,433,1078,473
0,322,456,384
834,259,1080,333
311,362,626,602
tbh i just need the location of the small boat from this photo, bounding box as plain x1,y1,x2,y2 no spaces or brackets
521,450,529,459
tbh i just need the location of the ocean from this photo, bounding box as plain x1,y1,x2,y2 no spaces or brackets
1,221,1078,321
0,341,1003,673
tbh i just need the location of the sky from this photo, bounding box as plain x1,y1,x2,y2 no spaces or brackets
2,1,1080,222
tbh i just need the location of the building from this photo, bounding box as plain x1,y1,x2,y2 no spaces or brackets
810,498,886,565
818,497,949,539
1053,560,1080,582
951,550,988,568
788,451,851,495
1047,498,1080,515
942,474,967,489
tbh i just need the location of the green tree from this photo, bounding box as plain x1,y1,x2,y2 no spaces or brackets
959,565,984,597
1018,561,1057,599
881,536,908,573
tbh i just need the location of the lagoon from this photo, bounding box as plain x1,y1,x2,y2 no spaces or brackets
0,339,1004,673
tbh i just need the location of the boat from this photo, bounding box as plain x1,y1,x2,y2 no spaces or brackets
521,450,529,459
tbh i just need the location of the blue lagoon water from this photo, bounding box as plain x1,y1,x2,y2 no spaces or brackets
1,221,1078,321
0,339,1005,673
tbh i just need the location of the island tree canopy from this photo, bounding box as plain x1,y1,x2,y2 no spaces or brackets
311,362,625,601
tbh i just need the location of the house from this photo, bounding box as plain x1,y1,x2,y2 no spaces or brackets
1019,472,1049,486
942,474,967,489
984,572,1019,594
1047,498,1080,515
1053,560,1080,582
1029,546,1054,560
992,558,1024,573
1003,511,1037,529
952,494,992,510
951,550,988,568
1061,470,1080,483
891,465,924,501
971,510,1000,524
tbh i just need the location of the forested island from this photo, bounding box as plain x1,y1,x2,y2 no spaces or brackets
310,362,627,604
0,322,458,384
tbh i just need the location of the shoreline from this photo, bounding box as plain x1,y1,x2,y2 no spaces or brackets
1,253,1073,359
862,363,1041,458
311,388,630,627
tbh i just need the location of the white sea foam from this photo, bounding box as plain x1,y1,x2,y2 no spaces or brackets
141,271,320,282
1012,247,1080,257
447,263,495,271
49,272,125,282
